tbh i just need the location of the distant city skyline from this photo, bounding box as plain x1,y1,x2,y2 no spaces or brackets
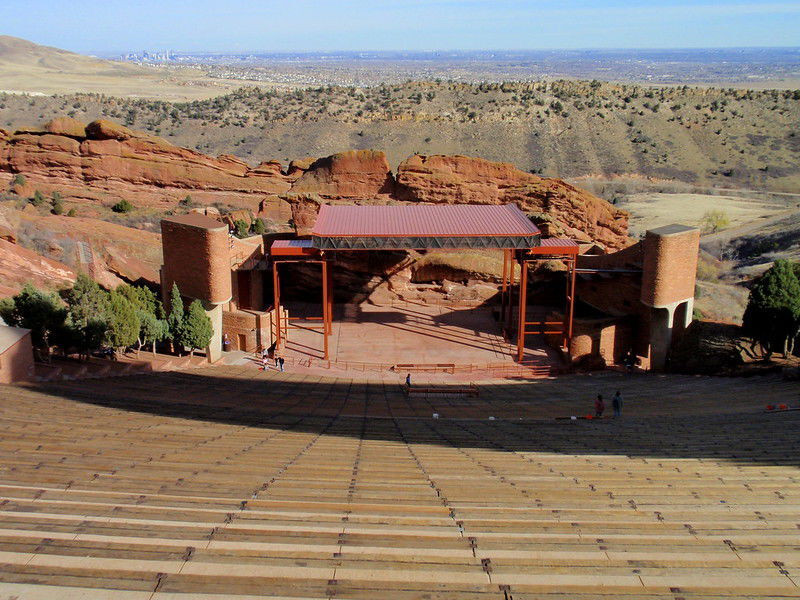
3,0,800,54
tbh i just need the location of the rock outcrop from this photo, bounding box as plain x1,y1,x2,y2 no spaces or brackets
289,150,396,199
0,118,630,251
394,155,629,250
0,119,292,211
0,237,76,297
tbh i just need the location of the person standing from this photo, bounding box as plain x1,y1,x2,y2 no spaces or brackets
405,373,412,388
612,390,622,418
278,356,285,372
222,333,231,352
594,394,605,418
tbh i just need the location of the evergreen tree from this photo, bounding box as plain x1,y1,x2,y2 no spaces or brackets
104,290,140,350
167,283,185,347
742,259,800,357
137,310,168,355
62,273,107,327
0,284,67,350
61,274,110,358
182,300,213,357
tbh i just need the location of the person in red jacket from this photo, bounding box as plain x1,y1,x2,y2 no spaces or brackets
594,394,605,418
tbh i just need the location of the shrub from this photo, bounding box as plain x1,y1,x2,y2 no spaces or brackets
30,190,46,207
51,191,64,215
251,218,266,235
234,219,249,238
67,208,77,217
700,209,730,233
11,173,26,187
111,199,134,213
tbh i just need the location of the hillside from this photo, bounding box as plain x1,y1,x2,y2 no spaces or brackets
0,36,252,100
1,80,797,192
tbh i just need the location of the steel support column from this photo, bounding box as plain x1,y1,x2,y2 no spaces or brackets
322,259,329,360
565,255,576,351
516,259,528,362
504,255,516,334
272,262,281,349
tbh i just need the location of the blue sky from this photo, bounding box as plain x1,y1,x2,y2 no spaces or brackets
2,0,799,53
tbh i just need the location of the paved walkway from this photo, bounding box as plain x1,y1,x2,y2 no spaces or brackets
0,368,798,598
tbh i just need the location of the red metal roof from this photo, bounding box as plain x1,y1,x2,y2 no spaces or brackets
312,203,539,237
271,239,318,256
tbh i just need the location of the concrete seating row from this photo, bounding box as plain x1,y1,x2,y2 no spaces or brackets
0,367,797,598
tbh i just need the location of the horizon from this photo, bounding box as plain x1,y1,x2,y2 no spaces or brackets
3,0,800,55
94,46,800,56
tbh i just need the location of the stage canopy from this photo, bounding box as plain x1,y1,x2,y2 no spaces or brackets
311,203,541,250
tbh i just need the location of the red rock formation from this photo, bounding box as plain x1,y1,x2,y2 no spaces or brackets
289,150,395,199
396,155,629,250
0,119,292,209
0,118,629,250
0,237,76,297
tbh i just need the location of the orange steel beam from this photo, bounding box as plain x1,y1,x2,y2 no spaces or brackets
273,261,281,349
566,255,577,350
327,262,334,335
322,259,329,360
504,255,515,333
516,259,528,362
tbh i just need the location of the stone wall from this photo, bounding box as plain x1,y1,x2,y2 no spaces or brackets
0,328,34,384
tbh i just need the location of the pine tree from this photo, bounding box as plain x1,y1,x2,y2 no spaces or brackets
0,284,67,350
61,274,109,358
182,300,213,356
742,259,800,357
104,290,140,350
167,283,185,350
137,310,168,355
62,273,107,327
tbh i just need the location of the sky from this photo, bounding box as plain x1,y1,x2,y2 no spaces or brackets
1,0,799,54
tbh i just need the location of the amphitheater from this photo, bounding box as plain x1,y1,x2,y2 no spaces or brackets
0,365,798,599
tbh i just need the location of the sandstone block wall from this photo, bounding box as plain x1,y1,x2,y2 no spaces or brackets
161,214,232,305
0,329,34,384
223,309,280,353
641,224,700,308
568,317,634,367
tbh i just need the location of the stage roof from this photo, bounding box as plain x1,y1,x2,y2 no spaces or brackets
312,203,541,250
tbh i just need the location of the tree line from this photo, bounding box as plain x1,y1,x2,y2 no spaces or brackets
0,275,213,360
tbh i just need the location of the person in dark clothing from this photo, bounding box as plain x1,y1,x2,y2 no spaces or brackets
594,394,605,418
612,390,622,417
405,373,412,387
278,356,285,372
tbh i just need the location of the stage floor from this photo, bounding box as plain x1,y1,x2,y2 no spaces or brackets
282,302,557,366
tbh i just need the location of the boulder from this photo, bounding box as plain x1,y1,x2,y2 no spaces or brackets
44,117,87,138
290,150,395,199
85,119,135,140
